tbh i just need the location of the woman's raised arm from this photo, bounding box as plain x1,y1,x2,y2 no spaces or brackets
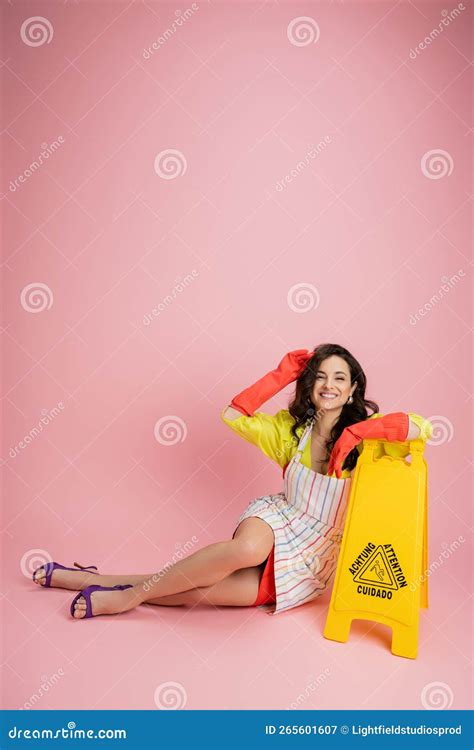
228,348,312,416
220,407,297,469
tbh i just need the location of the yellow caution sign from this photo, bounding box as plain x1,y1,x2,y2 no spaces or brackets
323,438,429,659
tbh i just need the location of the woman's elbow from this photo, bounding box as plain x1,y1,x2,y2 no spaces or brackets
407,417,421,439
407,414,433,441
222,405,246,422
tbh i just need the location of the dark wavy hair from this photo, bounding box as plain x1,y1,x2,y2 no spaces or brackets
288,343,379,472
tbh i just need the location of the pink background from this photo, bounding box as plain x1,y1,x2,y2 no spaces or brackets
1,0,472,711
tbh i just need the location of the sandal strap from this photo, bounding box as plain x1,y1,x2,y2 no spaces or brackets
73,562,98,571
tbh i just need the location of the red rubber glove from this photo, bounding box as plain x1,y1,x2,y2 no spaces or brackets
327,413,409,478
230,349,313,416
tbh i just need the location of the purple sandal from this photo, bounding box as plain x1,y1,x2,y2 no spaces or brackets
70,584,133,619
32,561,99,587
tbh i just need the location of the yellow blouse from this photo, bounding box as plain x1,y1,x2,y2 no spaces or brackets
220,408,433,478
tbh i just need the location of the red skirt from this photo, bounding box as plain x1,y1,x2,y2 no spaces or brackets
253,545,276,606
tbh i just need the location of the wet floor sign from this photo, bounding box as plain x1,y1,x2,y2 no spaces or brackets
323,438,429,659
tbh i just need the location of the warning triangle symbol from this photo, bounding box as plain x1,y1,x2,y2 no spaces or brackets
353,546,398,590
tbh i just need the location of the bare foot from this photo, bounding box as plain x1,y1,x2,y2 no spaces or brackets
72,586,140,619
33,564,99,591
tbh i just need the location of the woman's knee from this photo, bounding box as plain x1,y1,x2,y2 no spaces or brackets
230,535,272,568
231,518,274,566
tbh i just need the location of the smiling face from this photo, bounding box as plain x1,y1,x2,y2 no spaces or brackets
311,355,357,411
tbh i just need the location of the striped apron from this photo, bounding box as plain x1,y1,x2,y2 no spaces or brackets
233,418,352,615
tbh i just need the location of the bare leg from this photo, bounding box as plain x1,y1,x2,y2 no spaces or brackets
71,517,274,618
145,566,264,608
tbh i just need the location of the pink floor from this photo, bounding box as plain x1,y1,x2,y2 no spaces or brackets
1,0,472,711
2,577,473,710
2,452,472,710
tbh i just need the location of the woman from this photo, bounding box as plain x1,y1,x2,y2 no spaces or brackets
32,343,432,619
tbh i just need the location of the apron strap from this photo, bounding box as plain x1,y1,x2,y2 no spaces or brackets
295,419,314,457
